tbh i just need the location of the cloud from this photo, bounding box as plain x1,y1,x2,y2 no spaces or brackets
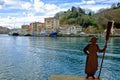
22,0,63,16
45,4,58,11
27,12,34,17
81,0,95,4
22,2,32,10
4,0,17,5
43,4,62,16
30,0,33,3
0,0,5,9
0,0,62,28
0,0,120,29
95,0,120,4
0,0,5,5
86,0,95,4
0,6,2,9
33,0,44,12
80,4,111,12
21,0,61,14
1,0,25,10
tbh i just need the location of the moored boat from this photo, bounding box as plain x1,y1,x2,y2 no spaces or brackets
49,32,58,37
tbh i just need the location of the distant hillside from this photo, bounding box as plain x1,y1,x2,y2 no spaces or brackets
55,6,96,28
94,7,120,28
54,5,120,33
0,26,10,34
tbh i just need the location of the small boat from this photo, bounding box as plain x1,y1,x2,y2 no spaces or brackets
8,32,19,36
39,30,48,37
12,33,19,36
49,32,58,37
8,28,20,36
31,33,37,37
24,34,31,36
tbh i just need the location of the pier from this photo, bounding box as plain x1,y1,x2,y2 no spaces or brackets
49,75,100,80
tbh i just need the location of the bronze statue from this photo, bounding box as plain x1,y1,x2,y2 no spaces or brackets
84,36,107,79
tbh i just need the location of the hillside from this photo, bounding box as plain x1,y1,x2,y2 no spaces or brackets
94,7,120,28
54,6,120,33
55,6,96,28
0,26,10,34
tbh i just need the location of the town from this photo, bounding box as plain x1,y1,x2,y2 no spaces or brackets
8,17,85,37
9,17,120,37
7,4,120,37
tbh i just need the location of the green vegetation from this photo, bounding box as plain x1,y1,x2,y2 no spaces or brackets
94,3,120,29
54,6,104,33
111,2,120,9
55,6,96,27
54,3,120,33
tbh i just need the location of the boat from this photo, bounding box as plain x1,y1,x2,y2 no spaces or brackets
49,32,58,37
12,33,19,36
39,30,48,37
24,34,31,36
8,31,19,36
8,28,20,36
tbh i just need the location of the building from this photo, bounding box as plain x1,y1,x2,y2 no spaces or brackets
113,28,120,35
29,22,44,36
59,25,82,35
44,17,59,34
20,25,29,35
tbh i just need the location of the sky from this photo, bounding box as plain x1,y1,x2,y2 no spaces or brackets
0,0,119,29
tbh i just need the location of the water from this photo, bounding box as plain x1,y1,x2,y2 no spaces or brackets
0,34,120,80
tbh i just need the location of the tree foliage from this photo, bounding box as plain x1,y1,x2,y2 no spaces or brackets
54,3,120,33
54,6,96,28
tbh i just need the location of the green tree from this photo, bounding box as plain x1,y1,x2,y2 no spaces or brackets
68,18,76,25
78,7,85,14
117,3,120,7
111,3,116,8
58,6,97,28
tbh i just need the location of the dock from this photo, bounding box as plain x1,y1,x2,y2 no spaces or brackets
49,75,100,80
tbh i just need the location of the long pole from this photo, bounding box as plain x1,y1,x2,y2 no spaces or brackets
98,21,114,78
98,41,107,78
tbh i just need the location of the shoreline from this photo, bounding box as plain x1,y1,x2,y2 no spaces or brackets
3,33,120,37
57,34,120,37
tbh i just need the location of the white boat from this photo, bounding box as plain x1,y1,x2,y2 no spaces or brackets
39,30,48,37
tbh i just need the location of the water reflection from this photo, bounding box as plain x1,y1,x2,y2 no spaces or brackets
0,35,120,80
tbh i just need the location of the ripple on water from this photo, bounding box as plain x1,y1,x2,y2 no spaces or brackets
0,36,120,80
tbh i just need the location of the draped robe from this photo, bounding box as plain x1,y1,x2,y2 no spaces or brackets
84,44,100,75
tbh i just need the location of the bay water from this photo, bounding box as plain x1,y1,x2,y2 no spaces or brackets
0,34,120,80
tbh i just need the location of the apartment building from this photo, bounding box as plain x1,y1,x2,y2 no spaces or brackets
44,17,59,34
21,25,29,35
59,25,82,35
29,22,44,36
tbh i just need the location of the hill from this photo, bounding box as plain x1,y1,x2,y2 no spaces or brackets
54,5,120,33
94,7,120,28
55,6,96,28
0,26,10,34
